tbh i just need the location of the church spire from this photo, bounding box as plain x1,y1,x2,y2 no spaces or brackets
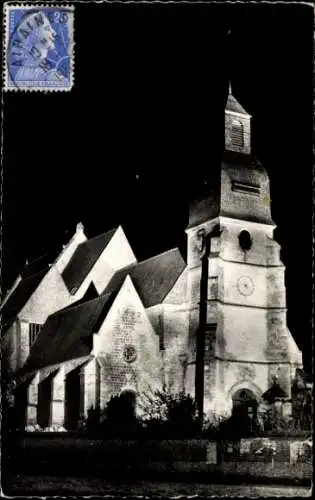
224,28,251,156
226,28,233,97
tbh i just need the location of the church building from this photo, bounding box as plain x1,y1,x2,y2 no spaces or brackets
1,84,303,430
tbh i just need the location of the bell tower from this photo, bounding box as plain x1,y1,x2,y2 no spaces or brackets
185,82,303,420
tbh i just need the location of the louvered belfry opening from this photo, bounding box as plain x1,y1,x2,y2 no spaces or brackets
231,120,244,148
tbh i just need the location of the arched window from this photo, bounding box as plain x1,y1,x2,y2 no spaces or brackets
231,120,244,148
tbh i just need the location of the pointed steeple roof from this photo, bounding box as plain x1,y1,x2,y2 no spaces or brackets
225,81,248,115
225,27,249,117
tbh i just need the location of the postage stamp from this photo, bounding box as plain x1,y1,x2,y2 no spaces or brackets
3,4,74,91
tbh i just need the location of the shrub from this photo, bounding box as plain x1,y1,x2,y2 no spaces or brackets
138,389,202,438
215,413,258,440
202,416,223,439
25,424,43,432
76,390,223,439
96,394,141,438
42,425,67,432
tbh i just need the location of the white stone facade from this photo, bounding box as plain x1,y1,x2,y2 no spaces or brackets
1,89,303,429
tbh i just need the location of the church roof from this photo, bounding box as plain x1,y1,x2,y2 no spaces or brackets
62,227,117,294
57,282,99,312
21,292,115,372
21,249,62,278
103,248,186,308
225,92,248,115
1,268,49,330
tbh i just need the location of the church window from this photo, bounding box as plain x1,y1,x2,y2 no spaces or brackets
29,323,41,346
231,120,244,148
123,344,137,363
238,230,252,251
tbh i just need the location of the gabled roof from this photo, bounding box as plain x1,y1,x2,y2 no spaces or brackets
62,228,117,295
58,282,99,313
103,248,186,308
1,268,49,330
225,92,248,116
21,292,115,373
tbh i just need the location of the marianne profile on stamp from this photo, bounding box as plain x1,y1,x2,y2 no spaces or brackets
4,5,74,91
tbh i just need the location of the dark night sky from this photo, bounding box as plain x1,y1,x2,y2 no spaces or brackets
2,3,313,373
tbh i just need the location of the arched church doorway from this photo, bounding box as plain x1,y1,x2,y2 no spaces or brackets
232,388,258,434
37,374,54,428
65,367,82,430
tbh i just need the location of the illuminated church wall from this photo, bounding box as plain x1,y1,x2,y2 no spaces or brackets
2,87,305,429
94,276,162,405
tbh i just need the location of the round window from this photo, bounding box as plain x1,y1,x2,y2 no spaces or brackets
123,344,137,363
238,230,252,251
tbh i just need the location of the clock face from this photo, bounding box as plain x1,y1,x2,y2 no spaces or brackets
237,276,255,296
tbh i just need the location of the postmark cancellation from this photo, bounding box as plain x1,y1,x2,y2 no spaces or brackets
3,4,74,91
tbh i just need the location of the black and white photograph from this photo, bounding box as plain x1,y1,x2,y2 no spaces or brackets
1,0,313,496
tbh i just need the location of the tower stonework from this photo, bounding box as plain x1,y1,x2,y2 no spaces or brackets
185,86,303,419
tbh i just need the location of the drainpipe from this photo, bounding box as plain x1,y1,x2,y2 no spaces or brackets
195,230,211,427
195,225,221,427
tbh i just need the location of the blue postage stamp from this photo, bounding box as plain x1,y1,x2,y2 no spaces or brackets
4,4,74,91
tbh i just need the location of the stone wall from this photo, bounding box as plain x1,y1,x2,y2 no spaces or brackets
219,304,268,363
219,220,274,266
13,436,312,482
19,320,31,369
163,269,188,305
19,266,71,325
162,305,189,393
1,321,19,373
220,166,272,225
95,275,162,405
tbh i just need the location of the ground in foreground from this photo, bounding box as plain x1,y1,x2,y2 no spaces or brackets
5,476,312,497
